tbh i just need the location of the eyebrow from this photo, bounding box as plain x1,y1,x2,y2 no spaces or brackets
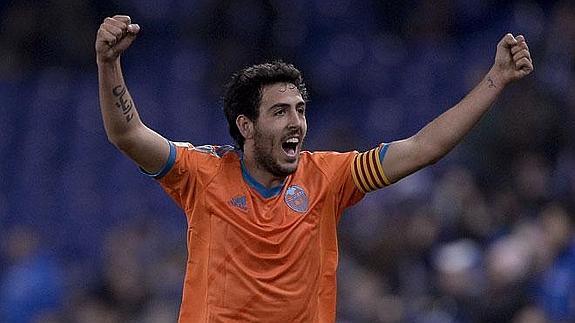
267,101,306,112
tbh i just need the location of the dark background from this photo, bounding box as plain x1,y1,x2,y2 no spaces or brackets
0,0,574,322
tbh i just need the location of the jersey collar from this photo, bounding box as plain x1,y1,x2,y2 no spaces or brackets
240,159,286,199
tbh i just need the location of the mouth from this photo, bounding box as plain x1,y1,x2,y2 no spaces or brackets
281,137,300,160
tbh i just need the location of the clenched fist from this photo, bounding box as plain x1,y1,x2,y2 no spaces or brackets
491,33,534,85
95,15,140,65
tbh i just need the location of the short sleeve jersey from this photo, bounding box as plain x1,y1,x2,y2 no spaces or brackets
154,142,389,322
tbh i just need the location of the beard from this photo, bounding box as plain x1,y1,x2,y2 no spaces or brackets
253,126,298,178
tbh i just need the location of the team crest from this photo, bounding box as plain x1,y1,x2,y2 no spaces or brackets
284,185,308,213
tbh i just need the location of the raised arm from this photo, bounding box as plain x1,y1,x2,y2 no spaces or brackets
96,15,170,174
382,33,534,183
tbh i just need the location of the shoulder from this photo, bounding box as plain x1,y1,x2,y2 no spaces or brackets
172,141,195,150
173,143,240,162
294,150,365,206
300,150,358,165
298,150,358,175
169,142,240,174
187,144,238,158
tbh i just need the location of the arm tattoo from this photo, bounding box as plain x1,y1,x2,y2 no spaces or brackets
112,85,134,122
487,76,497,89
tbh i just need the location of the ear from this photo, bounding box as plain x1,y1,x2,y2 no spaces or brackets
236,115,254,140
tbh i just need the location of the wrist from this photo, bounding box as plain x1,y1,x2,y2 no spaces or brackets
97,57,121,69
486,67,510,89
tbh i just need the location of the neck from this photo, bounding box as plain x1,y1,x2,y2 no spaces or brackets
242,151,286,189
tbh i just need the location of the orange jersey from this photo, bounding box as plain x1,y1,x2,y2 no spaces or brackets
153,142,389,322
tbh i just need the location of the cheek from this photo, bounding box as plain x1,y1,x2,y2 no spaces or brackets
255,126,277,147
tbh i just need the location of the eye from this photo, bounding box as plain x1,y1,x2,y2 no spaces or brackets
274,108,286,116
297,106,306,115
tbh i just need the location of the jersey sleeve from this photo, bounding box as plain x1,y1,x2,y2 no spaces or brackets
139,141,196,210
141,141,221,212
314,151,360,211
319,143,391,210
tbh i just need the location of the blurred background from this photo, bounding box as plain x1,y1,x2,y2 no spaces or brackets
0,0,574,322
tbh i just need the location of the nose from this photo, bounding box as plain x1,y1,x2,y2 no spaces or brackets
287,107,304,130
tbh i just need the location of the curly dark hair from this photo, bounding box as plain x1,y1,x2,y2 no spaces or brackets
223,60,308,150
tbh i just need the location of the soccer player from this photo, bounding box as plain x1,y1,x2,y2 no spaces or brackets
95,15,533,322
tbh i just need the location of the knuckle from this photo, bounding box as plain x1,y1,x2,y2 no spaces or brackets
110,26,122,36
114,14,130,19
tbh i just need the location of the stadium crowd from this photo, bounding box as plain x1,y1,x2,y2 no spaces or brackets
0,0,573,322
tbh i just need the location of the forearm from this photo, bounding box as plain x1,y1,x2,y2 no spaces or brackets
382,34,533,183
95,16,170,173
98,59,144,144
414,69,506,163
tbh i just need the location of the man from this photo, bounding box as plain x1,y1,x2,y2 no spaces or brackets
95,15,533,322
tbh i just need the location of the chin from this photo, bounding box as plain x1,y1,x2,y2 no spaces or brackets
274,160,299,177
284,164,299,175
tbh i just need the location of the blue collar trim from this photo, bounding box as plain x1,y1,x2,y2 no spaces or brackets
240,160,285,198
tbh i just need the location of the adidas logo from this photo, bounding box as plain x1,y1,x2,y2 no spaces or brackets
229,195,248,212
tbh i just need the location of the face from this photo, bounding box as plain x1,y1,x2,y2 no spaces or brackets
251,82,307,177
